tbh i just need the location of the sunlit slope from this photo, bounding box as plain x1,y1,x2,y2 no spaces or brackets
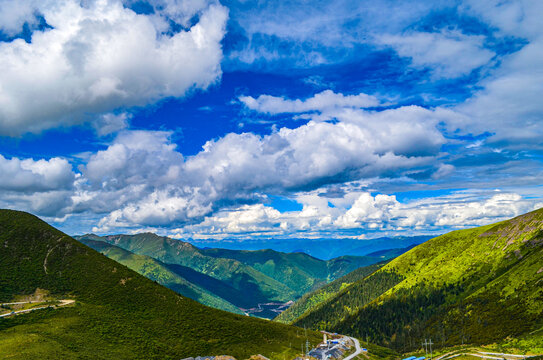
0,210,319,359
291,208,543,351
79,238,243,314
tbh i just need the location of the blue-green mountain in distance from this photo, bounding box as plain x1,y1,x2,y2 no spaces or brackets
187,236,432,260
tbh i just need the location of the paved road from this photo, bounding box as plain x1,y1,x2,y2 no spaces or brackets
0,299,75,318
478,353,529,359
343,336,362,360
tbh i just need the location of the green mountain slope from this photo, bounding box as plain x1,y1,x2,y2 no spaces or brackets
275,262,385,324
201,248,380,294
76,233,384,312
79,238,243,314
0,209,319,359
77,233,297,307
290,208,543,352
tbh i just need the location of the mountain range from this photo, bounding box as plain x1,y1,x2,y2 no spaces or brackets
2,207,542,358
187,236,432,260
75,233,410,317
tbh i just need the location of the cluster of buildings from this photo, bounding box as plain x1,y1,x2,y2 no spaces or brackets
296,331,361,360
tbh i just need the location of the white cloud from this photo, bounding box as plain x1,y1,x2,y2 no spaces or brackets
93,112,130,136
377,30,495,79
0,0,227,135
0,155,74,192
239,90,380,114
167,189,543,239
0,0,41,35
80,102,447,230
453,38,543,143
224,0,444,68
336,191,542,230
0,154,75,219
445,0,543,144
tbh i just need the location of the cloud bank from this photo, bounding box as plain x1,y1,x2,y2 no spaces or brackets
0,0,542,239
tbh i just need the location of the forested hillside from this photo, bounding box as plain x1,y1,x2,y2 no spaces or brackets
275,262,385,324
289,208,543,353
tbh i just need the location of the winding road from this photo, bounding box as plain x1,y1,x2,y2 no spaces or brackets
343,336,363,360
0,299,75,318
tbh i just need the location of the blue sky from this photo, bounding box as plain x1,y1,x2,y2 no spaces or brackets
0,0,542,240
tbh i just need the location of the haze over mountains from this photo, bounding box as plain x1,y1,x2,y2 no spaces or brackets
187,236,432,260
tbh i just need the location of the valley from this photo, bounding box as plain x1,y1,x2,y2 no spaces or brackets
1,208,542,359
2,1,541,359
75,233,411,318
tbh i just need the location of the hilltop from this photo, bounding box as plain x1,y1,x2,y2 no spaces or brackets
287,208,543,353
0,209,320,359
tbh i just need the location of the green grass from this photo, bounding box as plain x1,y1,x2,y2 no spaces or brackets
288,208,543,353
0,209,321,359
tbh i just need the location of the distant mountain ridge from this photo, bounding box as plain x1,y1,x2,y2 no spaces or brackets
185,235,432,260
285,208,543,353
75,233,413,317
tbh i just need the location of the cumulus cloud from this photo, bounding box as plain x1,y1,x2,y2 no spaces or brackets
239,90,380,114
92,113,130,136
0,155,74,192
0,0,227,135
168,189,543,239
336,191,542,230
0,154,75,219
80,101,447,230
377,30,495,79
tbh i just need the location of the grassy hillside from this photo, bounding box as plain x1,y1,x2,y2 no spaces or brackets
79,239,243,314
275,262,385,324
0,209,320,359
77,233,297,307
76,233,385,312
289,208,543,353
